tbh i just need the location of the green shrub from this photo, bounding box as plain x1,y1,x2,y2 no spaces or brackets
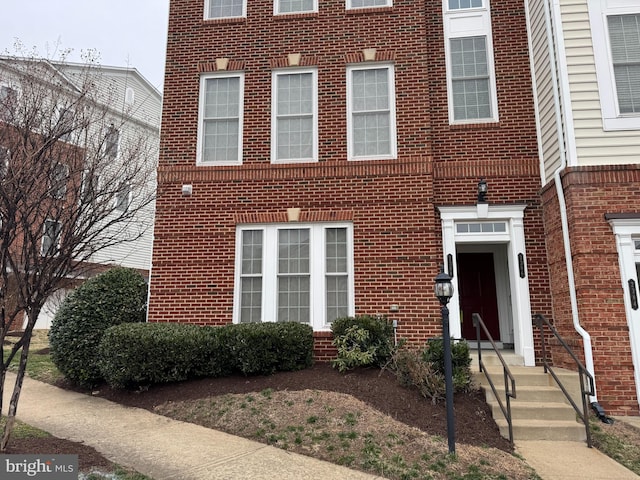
332,325,377,372
98,323,229,389
98,321,314,389
423,338,472,393
49,267,148,387
331,315,394,371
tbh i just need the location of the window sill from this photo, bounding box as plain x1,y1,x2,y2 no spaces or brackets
346,6,393,15
449,121,501,130
202,17,246,25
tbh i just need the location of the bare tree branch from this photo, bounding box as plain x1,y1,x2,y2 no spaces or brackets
0,48,158,450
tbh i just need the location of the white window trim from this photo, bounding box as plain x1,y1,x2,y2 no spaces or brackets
196,72,244,166
233,223,355,331
588,0,640,131
114,183,133,211
346,0,392,10
445,0,484,12
274,0,318,15
271,68,318,164
346,63,397,161
204,0,247,19
442,0,499,124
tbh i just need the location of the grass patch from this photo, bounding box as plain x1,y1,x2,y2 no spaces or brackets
591,418,640,475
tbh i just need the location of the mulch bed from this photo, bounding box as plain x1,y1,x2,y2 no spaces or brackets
8,362,511,474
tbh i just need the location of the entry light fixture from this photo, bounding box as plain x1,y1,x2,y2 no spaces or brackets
477,178,488,204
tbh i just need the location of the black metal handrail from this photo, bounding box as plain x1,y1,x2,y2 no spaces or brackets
472,313,516,445
533,313,594,447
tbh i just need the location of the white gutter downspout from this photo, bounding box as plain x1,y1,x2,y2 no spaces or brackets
542,0,597,402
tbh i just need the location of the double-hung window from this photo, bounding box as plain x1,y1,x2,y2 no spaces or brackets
272,69,317,163
41,220,62,257
0,84,17,122
104,125,119,160
588,0,640,130
205,0,245,19
608,14,640,115
235,224,353,329
115,183,132,211
49,163,69,200
443,0,498,123
275,0,316,15
197,73,244,165
347,64,397,160
347,0,391,9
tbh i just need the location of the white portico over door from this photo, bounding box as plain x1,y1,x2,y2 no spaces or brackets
438,204,535,366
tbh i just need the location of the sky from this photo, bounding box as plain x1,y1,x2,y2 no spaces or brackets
0,0,170,92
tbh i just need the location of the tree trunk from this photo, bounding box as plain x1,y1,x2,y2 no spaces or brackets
0,322,33,451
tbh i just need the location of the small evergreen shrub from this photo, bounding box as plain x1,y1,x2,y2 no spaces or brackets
331,315,395,371
98,323,228,389
332,325,377,372
98,321,314,389
49,267,148,387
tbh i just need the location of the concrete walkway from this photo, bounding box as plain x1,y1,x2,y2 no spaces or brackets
3,373,640,479
4,374,383,480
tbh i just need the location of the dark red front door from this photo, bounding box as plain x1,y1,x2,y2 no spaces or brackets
457,252,500,341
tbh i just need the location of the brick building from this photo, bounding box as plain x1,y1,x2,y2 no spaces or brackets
150,0,551,373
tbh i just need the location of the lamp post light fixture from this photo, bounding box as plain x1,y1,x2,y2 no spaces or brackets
435,265,456,454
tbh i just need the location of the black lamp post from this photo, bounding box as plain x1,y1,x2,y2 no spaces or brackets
435,266,455,454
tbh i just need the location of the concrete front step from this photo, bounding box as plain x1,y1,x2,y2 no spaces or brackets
471,351,588,442
488,400,577,422
495,418,587,442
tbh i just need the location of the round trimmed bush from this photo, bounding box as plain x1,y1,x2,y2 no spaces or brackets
49,267,148,387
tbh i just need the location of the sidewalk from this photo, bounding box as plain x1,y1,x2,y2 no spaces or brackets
4,374,384,480
4,373,640,479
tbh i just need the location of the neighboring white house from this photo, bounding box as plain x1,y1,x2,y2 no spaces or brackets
0,58,161,329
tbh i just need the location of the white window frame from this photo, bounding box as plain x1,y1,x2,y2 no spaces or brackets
346,63,397,161
443,0,498,124
196,72,244,166
0,83,18,123
204,0,246,19
41,219,62,257
104,124,120,160
114,183,132,212
446,0,483,10
274,0,317,15
233,223,355,331
49,163,69,200
271,68,318,164
588,0,640,131
346,0,391,10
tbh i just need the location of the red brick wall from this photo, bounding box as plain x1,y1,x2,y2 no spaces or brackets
541,165,640,414
150,0,550,359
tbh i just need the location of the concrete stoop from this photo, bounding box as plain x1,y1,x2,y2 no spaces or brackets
471,351,587,442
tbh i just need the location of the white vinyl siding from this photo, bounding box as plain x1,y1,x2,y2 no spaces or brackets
347,64,397,160
235,224,354,330
272,69,317,163
197,73,244,165
443,0,498,124
206,0,245,19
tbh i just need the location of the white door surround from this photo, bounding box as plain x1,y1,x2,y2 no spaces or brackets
608,218,640,410
438,204,535,366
